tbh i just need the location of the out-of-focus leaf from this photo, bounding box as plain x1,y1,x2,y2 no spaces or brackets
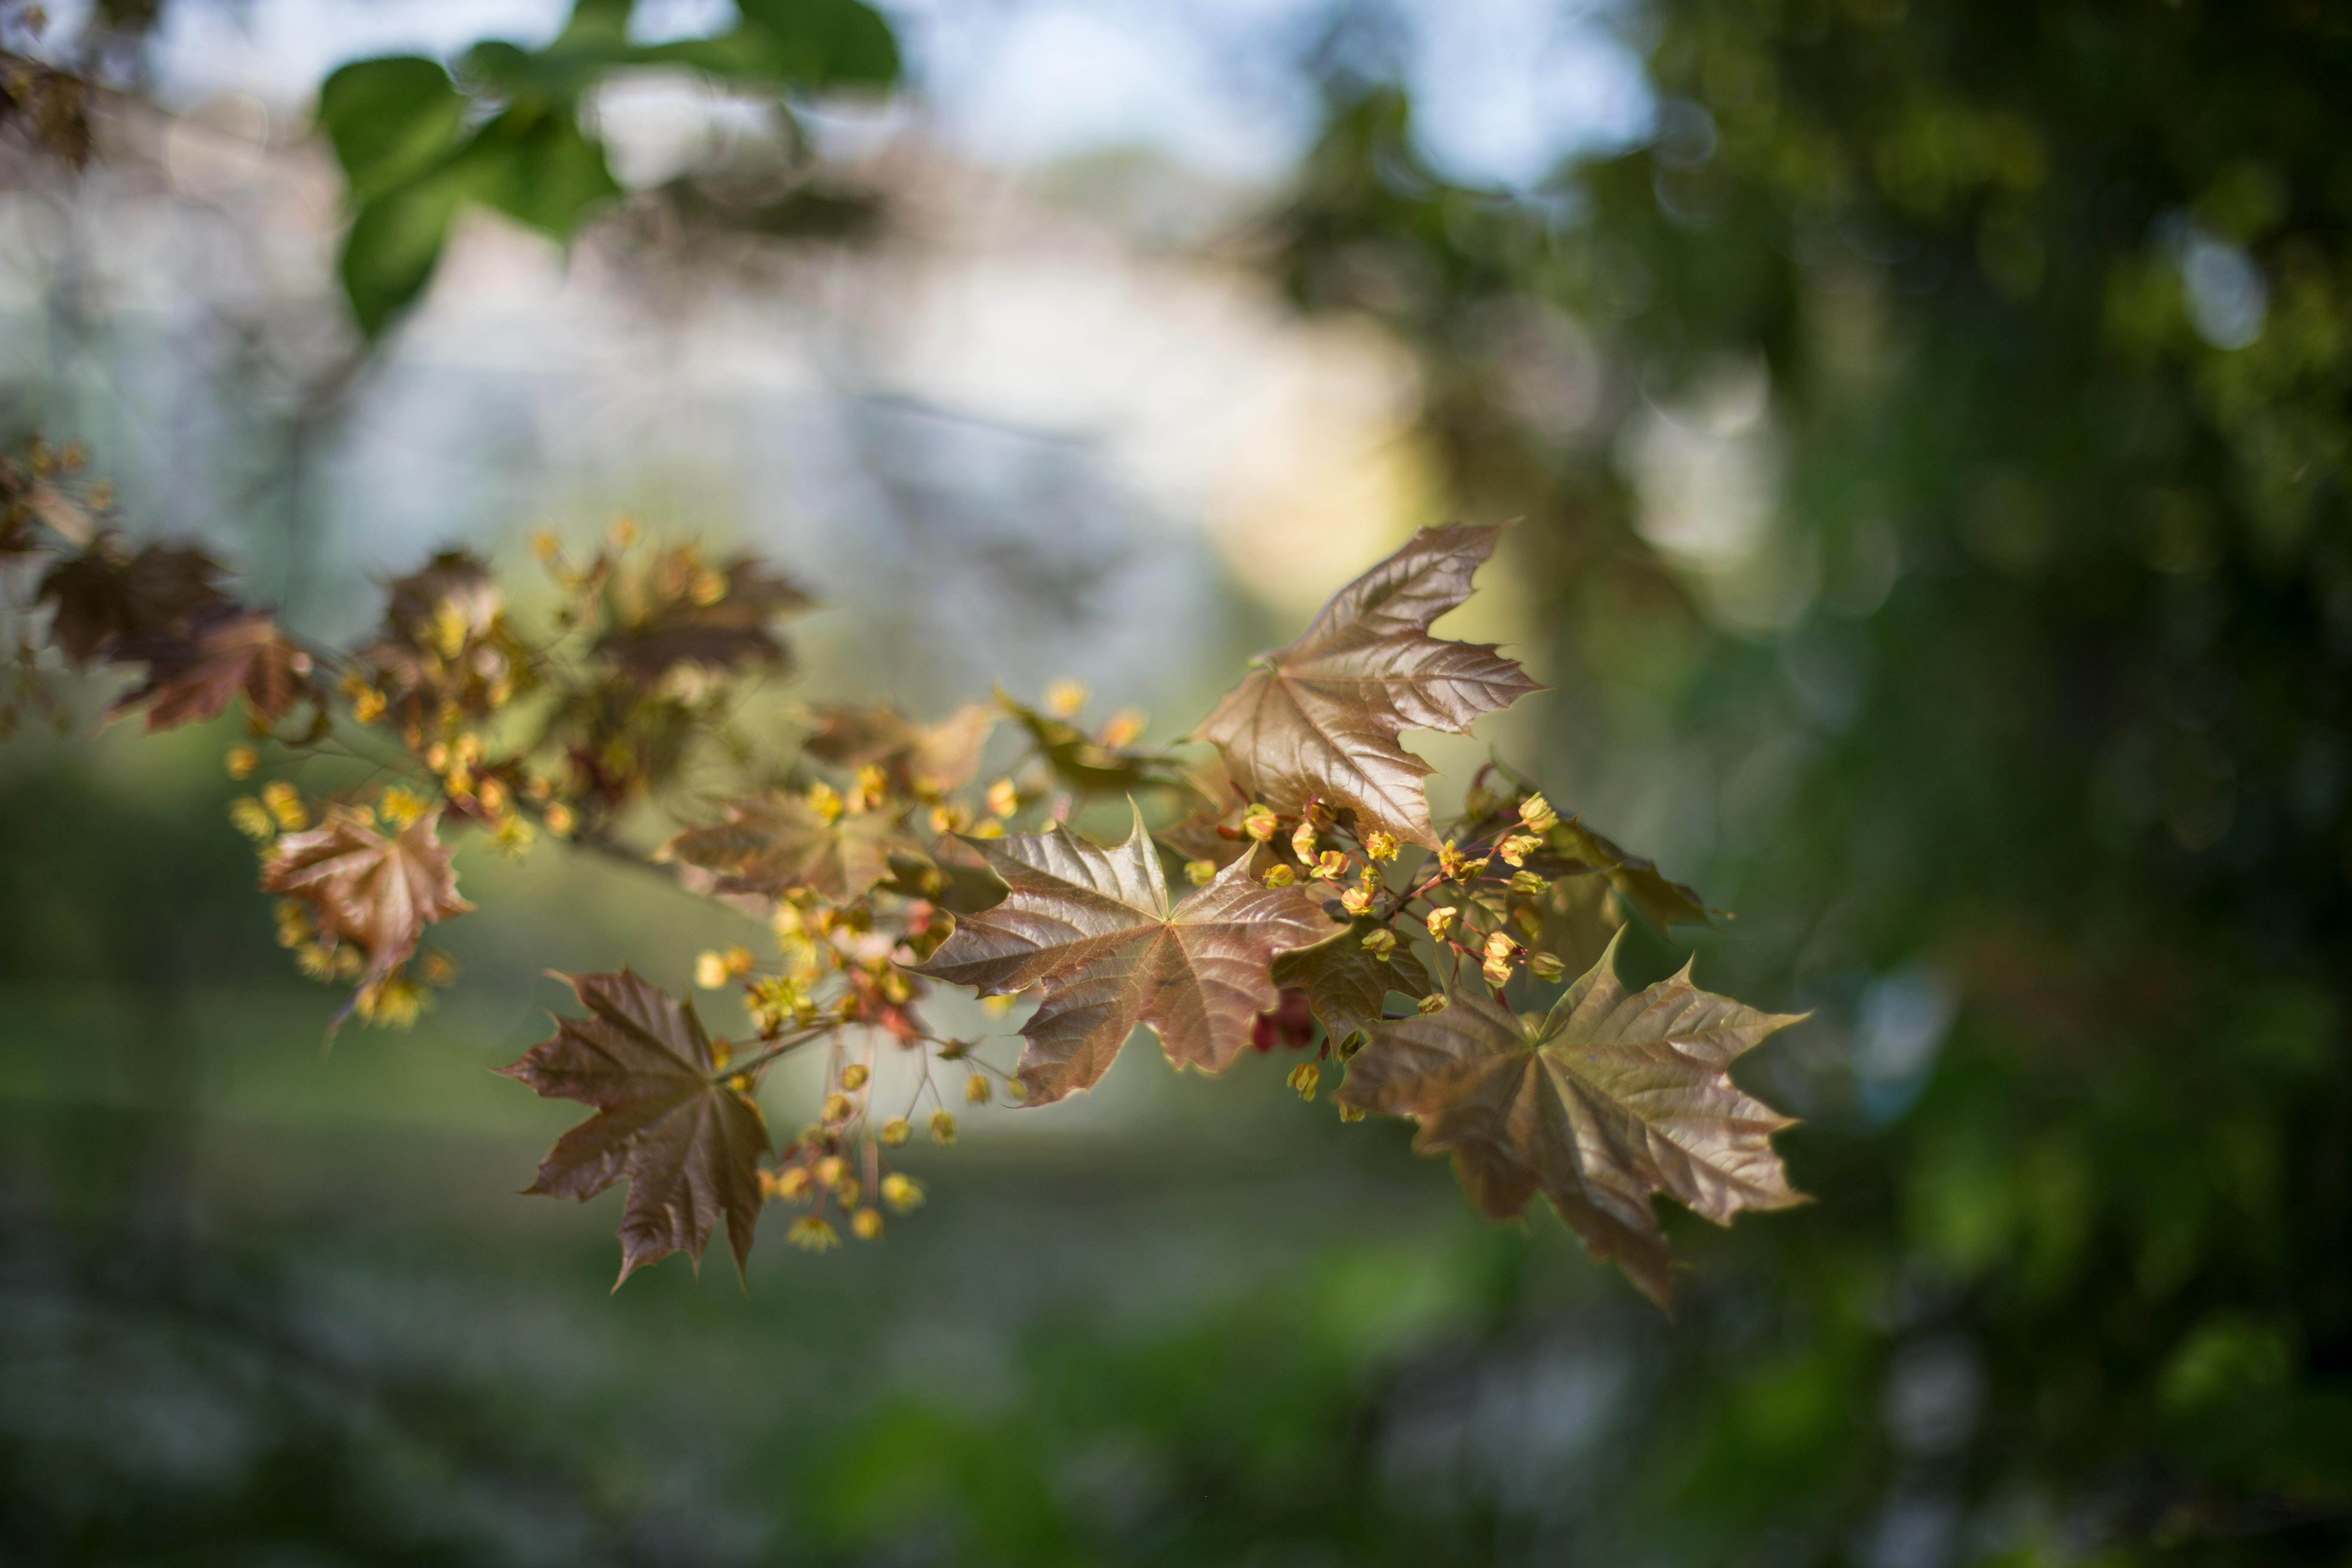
35,539,233,667
730,0,899,85
916,805,1339,1106
498,969,769,1285
315,56,466,201
1191,525,1541,847
467,106,624,239
802,701,996,795
1338,931,1804,1305
261,808,474,988
111,612,313,731
874,848,1005,914
998,688,1186,795
1273,926,1432,1041
1533,817,1715,929
337,152,487,337
660,795,909,903
596,555,812,683
1252,986,1319,1051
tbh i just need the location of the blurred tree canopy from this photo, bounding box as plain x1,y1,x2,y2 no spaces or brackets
1274,0,2352,1557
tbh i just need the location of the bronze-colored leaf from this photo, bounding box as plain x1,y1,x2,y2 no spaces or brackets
497,970,769,1285
998,689,1188,796
596,554,813,683
1191,525,1542,848
1336,931,1804,1306
1273,926,1433,1041
802,701,996,795
915,804,1340,1106
659,794,910,903
112,612,314,731
261,807,475,987
1534,817,1715,929
36,538,234,667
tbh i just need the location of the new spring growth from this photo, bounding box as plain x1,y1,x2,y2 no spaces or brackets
1291,820,1317,861
787,1216,840,1252
1499,834,1540,867
1418,992,1450,1014
881,1173,924,1212
1519,793,1560,833
1509,870,1547,898
965,1072,991,1105
1185,858,1217,886
1262,863,1298,888
929,1110,957,1145
851,1208,885,1241
1427,906,1457,939
260,781,307,831
1529,952,1566,982
879,1117,911,1146
1044,679,1089,717
822,1093,854,1123
1311,850,1349,881
986,778,1020,819
1287,1062,1320,1101
225,745,258,779
1361,926,1398,959
1363,830,1400,862
1241,803,1279,842
839,1063,869,1091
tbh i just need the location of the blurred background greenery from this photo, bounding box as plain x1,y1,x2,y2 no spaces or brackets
5,0,2351,1562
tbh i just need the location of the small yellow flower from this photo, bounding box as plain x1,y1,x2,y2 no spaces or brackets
850,764,889,812
929,1110,957,1145
1417,992,1450,1014
1311,850,1349,881
776,1165,815,1201
807,781,845,823
787,1215,840,1252
1340,884,1374,917
492,815,535,858
986,778,1020,819
879,1117,912,1146
1338,1103,1366,1123
1529,952,1565,982
351,686,388,724
1290,820,1317,861
1484,931,1515,961
260,781,307,831
230,796,275,840
812,1155,844,1190
695,951,731,989
1240,804,1278,842
1099,708,1145,748
530,528,560,562
1363,830,1400,862
1519,794,1559,833
851,1207,885,1240
881,1173,925,1212
822,1093,854,1124
965,1072,991,1105
839,1063,870,1091
1426,906,1457,939
1286,1062,1320,1101
1044,678,1089,717
1509,870,1547,898
1185,858,1217,886
224,746,258,779
930,802,971,836
1360,927,1397,959
543,802,576,838
971,819,1006,839
294,942,335,980
419,950,458,985
379,784,429,830
1261,864,1297,888
1499,833,1540,867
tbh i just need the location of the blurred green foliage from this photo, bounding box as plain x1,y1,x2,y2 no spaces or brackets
319,0,897,333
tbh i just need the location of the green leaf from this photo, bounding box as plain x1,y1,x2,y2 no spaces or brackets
315,56,466,202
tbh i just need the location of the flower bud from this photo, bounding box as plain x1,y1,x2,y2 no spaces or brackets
1529,952,1565,982
225,746,258,779
965,1072,992,1105
851,1207,885,1241
1509,870,1547,898
695,951,730,990
1363,830,1400,862
822,1093,854,1124
1417,992,1450,1014
1045,679,1089,717
1286,1062,1320,1101
880,1117,911,1146
929,1110,957,1145
881,1173,925,1212
1261,864,1297,888
1185,858,1217,886
1519,794,1559,833
986,778,1020,819
1290,820,1317,861
1499,833,1540,867
1240,803,1278,842
1360,927,1398,959
1426,906,1456,939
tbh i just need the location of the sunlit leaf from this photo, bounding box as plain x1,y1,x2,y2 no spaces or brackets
1337,931,1804,1305
1191,525,1541,847
1272,925,1433,1041
916,804,1339,1105
660,794,910,903
261,807,475,988
112,612,313,731
498,969,769,1285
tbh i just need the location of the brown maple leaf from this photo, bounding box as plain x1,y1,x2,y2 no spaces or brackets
1273,926,1433,1042
1336,931,1804,1306
801,700,997,795
261,808,475,987
596,554,813,683
112,612,314,731
1191,525,1542,848
498,970,769,1285
36,538,234,667
915,805,1340,1106
658,795,911,903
